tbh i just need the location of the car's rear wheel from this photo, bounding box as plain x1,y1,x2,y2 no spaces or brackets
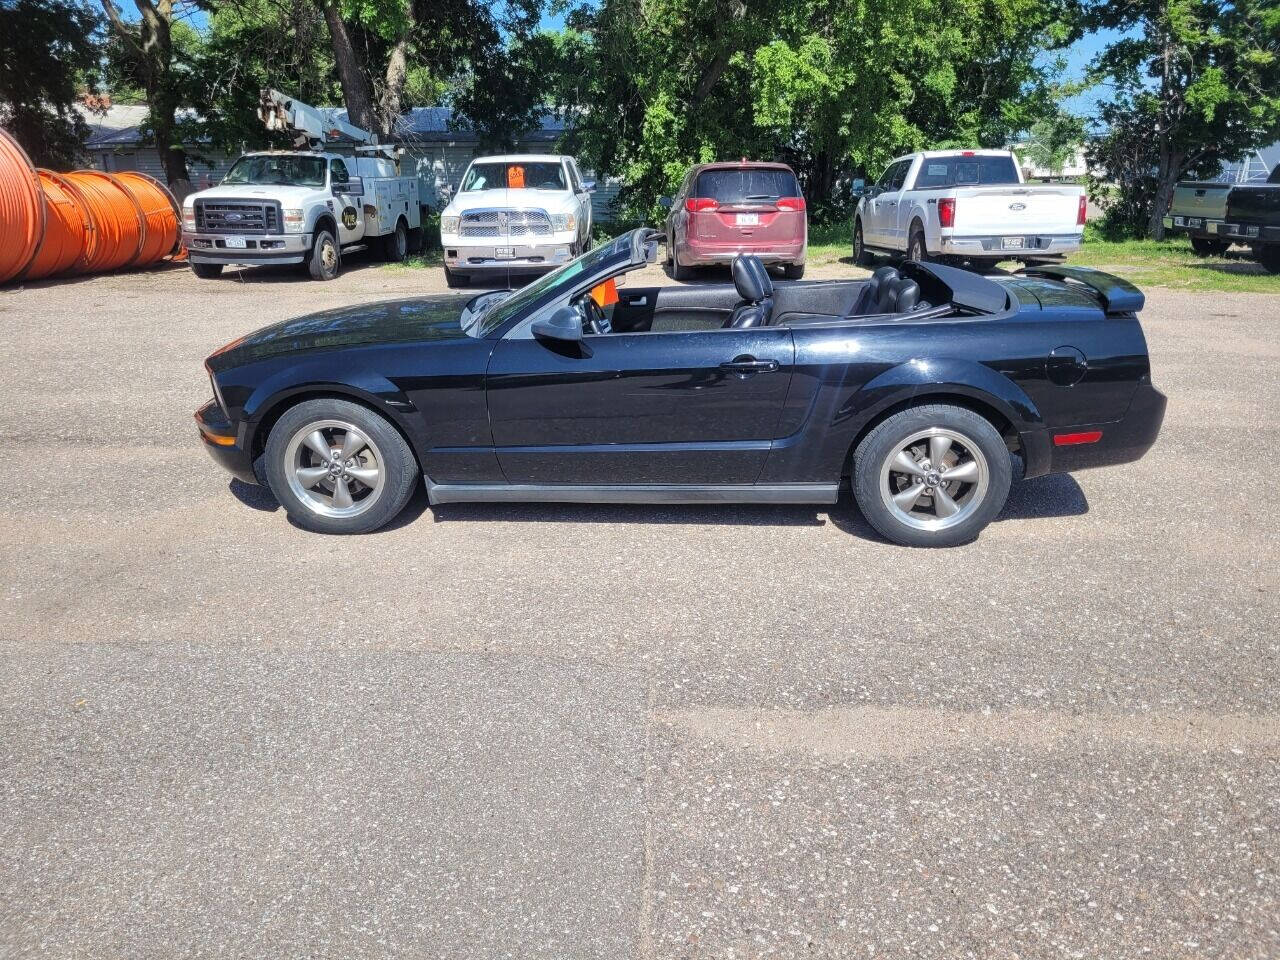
783,262,805,280
264,399,419,534
852,218,872,266
853,404,1011,547
1257,243,1280,274
1190,237,1230,257
906,225,929,263
444,264,468,287
190,261,222,279
671,253,695,281
382,219,408,262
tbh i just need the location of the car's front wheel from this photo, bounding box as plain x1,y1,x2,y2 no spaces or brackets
852,218,872,266
444,264,468,288
190,261,222,279
264,399,419,534
308,229,341,281
852,404,1011,547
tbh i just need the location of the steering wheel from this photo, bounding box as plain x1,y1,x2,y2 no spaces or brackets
579,294,611,335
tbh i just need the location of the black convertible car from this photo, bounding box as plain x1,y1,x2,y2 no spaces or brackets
196,228,1165,547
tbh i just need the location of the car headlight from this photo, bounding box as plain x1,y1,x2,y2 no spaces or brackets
283,208,305,233
182,206,195,230
441,215,460,234
551,213,576,232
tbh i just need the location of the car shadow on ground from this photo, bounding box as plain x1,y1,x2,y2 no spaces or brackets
1186,256,1273,277
8,260,190,289
230,470,1086,540
215,251,393,284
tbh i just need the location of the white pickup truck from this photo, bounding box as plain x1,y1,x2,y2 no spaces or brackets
182,150,421,281
852,150,1086,266
438,154,595,287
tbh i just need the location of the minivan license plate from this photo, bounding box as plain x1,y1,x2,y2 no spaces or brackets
495,246,515,258
1001,237,1025,249
224,236,247,249
736,213,759,226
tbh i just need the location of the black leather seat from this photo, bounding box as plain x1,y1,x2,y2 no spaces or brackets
725,254,774,328
850,265,900,315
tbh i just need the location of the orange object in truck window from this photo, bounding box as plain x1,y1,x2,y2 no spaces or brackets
507,165,525,189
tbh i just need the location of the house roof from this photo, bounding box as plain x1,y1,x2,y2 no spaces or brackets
81,102,567,148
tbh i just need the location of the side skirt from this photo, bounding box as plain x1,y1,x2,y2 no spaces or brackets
426,480,840,506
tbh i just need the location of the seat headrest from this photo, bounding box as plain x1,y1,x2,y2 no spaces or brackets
888,278,921,313
731,254,771,302
868,265,900,297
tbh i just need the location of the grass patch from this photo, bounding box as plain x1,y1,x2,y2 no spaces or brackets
384,248,443,270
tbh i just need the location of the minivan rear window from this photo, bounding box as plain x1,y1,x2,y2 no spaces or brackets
912,155,1019,189
695,167,800,202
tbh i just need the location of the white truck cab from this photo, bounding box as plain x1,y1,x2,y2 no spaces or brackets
439,154,595,287
853,150,1086,265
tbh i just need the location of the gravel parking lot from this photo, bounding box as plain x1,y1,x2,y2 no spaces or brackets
2,251,1278,959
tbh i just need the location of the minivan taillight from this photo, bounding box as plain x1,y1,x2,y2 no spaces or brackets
1077,194,1087,226
776,197,806,211
685,198,717,213
938,197,956,228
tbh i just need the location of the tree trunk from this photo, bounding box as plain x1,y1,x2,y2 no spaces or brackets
376,6,416,137
321,0,377,132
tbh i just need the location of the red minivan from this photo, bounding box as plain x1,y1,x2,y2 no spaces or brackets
662,161,808,280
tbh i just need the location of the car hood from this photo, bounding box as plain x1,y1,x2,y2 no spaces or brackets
190,184,320,203
445,188,577,215
207,294,476,371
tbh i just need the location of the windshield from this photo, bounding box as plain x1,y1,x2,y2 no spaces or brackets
223,155,327,187
469,234,633,337
462,161,567,192
913,155,1019,189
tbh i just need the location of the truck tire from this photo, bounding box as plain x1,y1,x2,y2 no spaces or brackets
852,218,873,266
906,224,930,263
382,219,408,263
308,229,341,281
444,264,468,288
1258,244,1280,274
1190,237,1230,257
190,262,222,279
406,225,425,254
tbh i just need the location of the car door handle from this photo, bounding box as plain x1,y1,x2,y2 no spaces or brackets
720,357,780,374
623,296,648,306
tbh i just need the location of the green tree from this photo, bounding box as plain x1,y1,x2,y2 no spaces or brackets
1021,110,1085,177
1082,0,1280,238
0,0,102,167
549,0,1074,225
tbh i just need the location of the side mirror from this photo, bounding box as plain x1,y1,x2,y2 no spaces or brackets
582,179,597,194
532,306,586,346
852,178,866,196
334,176,364,196
658,196,673,209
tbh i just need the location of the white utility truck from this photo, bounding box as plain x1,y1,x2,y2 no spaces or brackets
438,154,595,287
182,90,422,281
852,149,1086,266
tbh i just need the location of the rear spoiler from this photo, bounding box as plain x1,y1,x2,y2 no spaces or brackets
1020,265,1145,314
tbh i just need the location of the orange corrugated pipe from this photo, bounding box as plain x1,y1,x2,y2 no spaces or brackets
62,170,145,273
113,171,181,264
23,170,91,280
0,128,45,283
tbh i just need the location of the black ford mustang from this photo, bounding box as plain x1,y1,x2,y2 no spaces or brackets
196,228,1165,547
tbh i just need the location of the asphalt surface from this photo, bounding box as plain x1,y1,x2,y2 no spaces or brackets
2,251,1277,959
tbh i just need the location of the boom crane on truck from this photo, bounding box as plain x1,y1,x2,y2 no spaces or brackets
181,89,422,281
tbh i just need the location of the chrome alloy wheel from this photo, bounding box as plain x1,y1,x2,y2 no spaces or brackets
879,427,989,532
284,419,385,519
320,238,338,272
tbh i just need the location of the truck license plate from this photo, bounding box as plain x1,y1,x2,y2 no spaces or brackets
1186,217,1203,228
224,236,247,249
1001,237,1025,250
495,246,515,259
736,213,759,226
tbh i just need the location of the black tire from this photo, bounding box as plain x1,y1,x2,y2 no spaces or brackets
1257,244,1280,274
382,219,408,262
906,224,929,263
308,229,341,281
444,264,468,288
783,262,806,280
852,218,873,266
1190,236,1229,257
406,225,425,254
264,398,419,535
190,261,222,279
852,403,1012,548
671,253,695,281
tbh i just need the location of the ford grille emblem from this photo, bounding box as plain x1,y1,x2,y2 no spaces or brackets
1009,202,1026,211
226,213,243,221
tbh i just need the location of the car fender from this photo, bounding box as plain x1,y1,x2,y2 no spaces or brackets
850,357,1043,431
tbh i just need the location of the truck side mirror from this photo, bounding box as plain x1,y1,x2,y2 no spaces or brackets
658,196,673,209
582,180,597,194
852,178,866,196
334,177,363,196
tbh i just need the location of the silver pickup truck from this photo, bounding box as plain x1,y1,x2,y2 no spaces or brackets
1164,166,1280,271
1163,182,1236,255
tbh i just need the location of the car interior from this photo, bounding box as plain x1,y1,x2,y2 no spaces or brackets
570,253,956,336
